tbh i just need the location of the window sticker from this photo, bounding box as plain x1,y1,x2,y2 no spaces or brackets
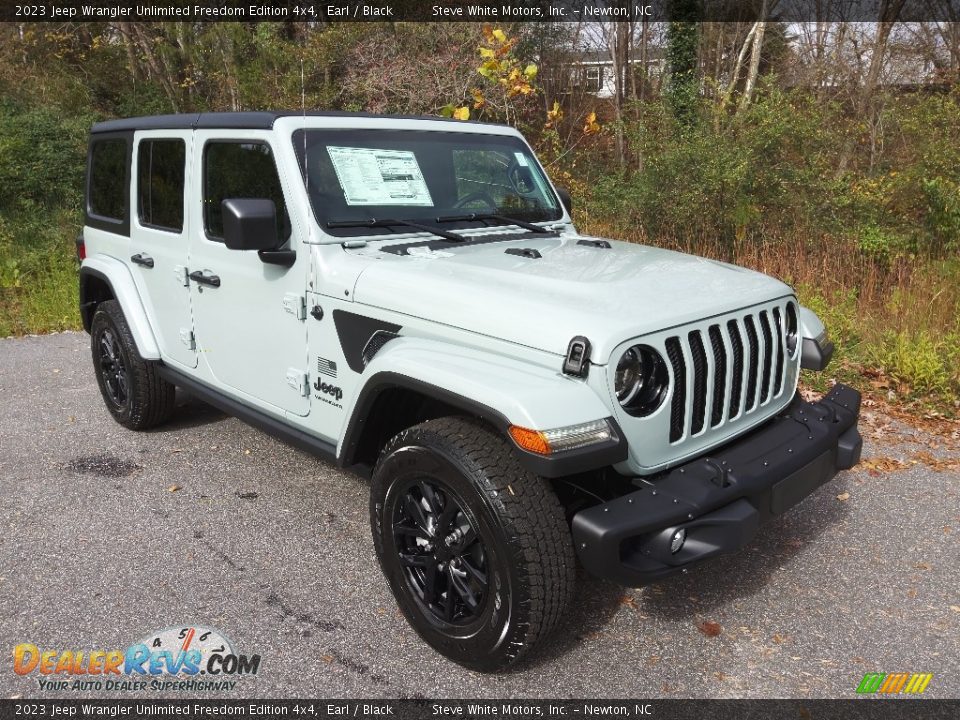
514,152,529,167
327,146,434,206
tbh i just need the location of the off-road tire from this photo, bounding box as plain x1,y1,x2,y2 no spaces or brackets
90,300,175,430
370,416,576,672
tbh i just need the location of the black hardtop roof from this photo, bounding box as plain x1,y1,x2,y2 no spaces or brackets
90,111,503,134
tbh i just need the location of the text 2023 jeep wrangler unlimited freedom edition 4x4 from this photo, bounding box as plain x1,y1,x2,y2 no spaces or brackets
79,111,861,671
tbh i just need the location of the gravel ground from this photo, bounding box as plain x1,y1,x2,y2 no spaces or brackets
0,331,957,699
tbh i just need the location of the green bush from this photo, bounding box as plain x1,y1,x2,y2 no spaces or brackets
867,330,959,397
0,100,92,212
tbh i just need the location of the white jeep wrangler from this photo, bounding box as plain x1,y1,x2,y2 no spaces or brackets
79,111,861,671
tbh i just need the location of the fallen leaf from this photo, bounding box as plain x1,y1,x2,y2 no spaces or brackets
861,456,909,473
914,562,932,571
619,595,638,610
911,451,960,472
949,606,960,613
168,484,181,492
837,492,851,502
697,620,722,637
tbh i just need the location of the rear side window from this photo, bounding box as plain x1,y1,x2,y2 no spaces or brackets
88,138,128,221
203,142,290,241
137,139,186,232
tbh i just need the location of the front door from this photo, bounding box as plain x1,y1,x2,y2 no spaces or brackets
129,131,196,369
187,132,309,416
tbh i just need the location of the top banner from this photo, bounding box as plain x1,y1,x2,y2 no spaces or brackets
3,1,960,23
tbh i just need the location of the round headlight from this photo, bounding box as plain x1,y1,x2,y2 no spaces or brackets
785,302,799,357
614,345,669,417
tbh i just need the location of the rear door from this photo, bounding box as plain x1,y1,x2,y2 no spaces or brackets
129,131,196,369
187,132,309,416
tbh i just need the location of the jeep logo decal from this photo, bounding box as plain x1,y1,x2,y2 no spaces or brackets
313,377,343,402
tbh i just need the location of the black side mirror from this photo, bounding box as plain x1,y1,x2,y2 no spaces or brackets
556,186,573,215
222,198,279,251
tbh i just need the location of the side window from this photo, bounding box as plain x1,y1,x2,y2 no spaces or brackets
203,142,290,242
88,138,128,221
137,139,186,232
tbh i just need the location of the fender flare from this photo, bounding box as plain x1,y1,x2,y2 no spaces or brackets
799,305,835,371
80,256,161,360
338,337,627,478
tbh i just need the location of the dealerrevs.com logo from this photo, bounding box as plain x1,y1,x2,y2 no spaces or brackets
12,626,260,692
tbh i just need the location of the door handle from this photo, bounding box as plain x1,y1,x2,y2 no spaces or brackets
188,270,221,288
130,253,155,268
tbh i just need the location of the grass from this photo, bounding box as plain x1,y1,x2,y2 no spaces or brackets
0,209,81,337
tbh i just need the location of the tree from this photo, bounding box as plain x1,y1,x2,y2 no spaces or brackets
666,0,701,127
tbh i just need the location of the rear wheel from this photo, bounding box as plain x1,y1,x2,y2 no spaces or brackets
90,300,175,430
370,417,575,671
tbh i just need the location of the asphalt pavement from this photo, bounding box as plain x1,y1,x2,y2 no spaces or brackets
1,331,957,699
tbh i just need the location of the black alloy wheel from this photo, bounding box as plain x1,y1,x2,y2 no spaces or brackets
371,416,576,672
392,477,489,626
97,327,129,409
89,300,175,430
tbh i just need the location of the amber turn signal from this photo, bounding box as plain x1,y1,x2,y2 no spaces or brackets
508,426,551,455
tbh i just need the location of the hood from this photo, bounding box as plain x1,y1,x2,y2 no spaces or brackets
351,234,793,362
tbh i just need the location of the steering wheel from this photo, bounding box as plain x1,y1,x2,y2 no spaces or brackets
507,162,537,195
454,191,497,210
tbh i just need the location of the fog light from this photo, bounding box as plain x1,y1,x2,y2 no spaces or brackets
670,528,687,554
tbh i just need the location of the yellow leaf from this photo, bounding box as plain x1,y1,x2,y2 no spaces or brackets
492,28,507,44
583,111,601,135
546,100,563,125
479,46,495,59
524,63,538,79
471,88,486,110
453,106,470,121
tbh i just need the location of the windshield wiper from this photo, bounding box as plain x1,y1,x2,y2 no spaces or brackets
435,212,554,234
327,217,466,242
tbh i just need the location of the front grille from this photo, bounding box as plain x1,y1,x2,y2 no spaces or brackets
708,325,726,427
665,302,794,444
665,337,686,443
772,307,785,396
744,315,760,410
759,311,774,404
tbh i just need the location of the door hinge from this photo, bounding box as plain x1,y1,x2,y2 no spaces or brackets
180,329,195,350
174,265,189,287
282,293,307,321
286,369,309,397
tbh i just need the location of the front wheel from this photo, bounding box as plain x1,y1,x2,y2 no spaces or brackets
370,417,576,671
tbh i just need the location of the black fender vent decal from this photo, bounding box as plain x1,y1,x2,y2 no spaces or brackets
362,330,399,368
332,310,402,374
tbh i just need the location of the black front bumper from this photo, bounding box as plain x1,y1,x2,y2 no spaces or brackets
571,384,862,586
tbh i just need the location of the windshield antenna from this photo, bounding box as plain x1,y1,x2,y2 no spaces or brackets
301,57,310,246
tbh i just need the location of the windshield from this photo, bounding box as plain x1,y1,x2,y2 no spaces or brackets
292,129,563,238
